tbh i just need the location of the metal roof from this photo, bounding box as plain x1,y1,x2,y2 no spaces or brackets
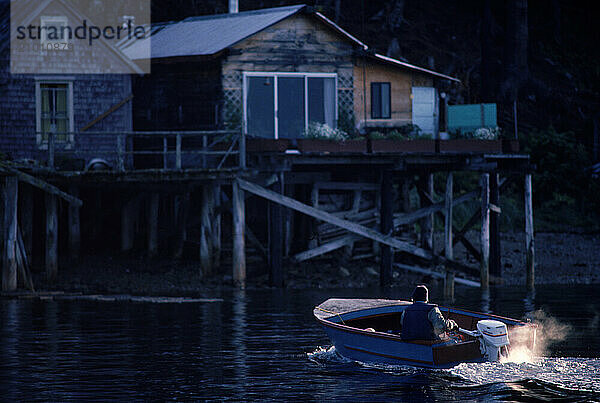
123,5,306,60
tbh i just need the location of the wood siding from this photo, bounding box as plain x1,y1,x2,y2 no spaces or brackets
221,14,356,131
353,60,433,130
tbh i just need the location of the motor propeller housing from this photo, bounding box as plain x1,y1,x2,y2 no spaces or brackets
460,319,510,361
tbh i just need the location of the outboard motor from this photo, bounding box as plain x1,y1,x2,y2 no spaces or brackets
461,319,510,361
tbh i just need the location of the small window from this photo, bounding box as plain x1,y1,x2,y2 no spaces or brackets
371,82,391,119
36,81,73,146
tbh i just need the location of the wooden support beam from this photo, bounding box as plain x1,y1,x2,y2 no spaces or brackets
380,171,394,286
2,177,18,291
232,180,246,288
394,263,480,287
283,184,293,258
269,174,284,287
444,270,455,300
173,190,191,259
237,179,433,260
480,174,490,290
17,226,35,291
147,193,159,258
68,185,81,261
18,183,33,260
445,173,453,261
121,195,137,252
308,183,320,249
292,235,358,263
419,174,434,251
313,181,379,191
489,173,501,277
212,184,221,268
344,189,362,258
80,94,133,132
525,174,535,290
46,194,58,283
394,190,478,227
200,185,214,276
0,162,82,207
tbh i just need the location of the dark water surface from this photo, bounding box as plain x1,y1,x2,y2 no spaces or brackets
1,284,599,402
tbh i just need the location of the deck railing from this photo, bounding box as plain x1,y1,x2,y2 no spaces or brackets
6,130,245,172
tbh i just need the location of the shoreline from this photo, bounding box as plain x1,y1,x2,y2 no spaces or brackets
3,231,599,298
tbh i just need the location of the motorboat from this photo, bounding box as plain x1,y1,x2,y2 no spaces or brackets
314,298,537,369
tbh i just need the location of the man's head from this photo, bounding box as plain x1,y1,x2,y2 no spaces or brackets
411,285,429,302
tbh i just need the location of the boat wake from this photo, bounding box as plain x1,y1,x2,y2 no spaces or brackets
308,347,600,400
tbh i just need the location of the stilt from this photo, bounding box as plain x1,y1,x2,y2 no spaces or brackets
212,184,221,268
46,193,58,282
283,184,293,258
344,189,362,258
200,185,214,275
2,177,18,291
121,196,136,252
18,183,33,260
444,172,453,261
269,173,284,287
380,170,393,287
419,174,434,251
173,190,190,259
373,190,381,256
444,270,455,300
525,174,535,290
68,185,81,261
489,173,501,277
147,193,159,258
308,184,319,249
480,174,490,290
232,180,246,288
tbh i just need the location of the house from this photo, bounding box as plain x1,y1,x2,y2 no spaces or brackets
1,2,459,169
122,4,459,139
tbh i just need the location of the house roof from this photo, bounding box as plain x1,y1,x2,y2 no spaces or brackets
122,5,307,60
122,4,458,82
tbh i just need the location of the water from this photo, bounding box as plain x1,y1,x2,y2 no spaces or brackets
1,285,599,401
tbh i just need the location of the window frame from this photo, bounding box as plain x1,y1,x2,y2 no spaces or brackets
243,72,338,139
371,82,391,119
35,77,75,149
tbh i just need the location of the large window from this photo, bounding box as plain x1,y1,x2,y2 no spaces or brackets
244,72,337,139
36,80,73,146
371,82,391,119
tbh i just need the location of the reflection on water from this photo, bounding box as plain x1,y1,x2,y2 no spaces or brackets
1,284,599,401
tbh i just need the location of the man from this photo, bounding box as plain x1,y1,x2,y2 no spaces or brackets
400,285,458,340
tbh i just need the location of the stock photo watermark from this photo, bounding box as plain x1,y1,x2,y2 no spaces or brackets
10,0,151,74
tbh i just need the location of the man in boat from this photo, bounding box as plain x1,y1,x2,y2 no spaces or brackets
400,285,458,340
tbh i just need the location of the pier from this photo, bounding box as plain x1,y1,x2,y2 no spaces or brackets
1,132,534,292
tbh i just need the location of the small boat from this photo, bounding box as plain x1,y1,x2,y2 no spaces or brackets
314,298,537,369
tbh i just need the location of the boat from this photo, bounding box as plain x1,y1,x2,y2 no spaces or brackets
314,298,537,369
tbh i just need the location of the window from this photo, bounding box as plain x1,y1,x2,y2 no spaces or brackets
244,72,337,139
36,80,74,146
371,82,391,119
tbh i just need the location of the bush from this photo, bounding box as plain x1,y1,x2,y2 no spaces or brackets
304,122,349,141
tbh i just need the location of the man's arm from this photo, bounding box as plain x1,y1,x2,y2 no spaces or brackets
428,307,457,337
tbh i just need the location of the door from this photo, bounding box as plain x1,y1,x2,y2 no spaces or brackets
412,87,438,136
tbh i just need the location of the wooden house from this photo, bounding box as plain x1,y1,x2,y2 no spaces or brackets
123,4,459,138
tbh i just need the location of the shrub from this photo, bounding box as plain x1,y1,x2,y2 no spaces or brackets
304,122,349,141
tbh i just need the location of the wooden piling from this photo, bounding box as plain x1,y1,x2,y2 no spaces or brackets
212,184,221,268
18,183,33,260
489,173,501,277
444,270,455,300
121,196,136,252
68,185,81,261
480,174,490,290
444,172,453,261
147,193,159,258
173,190,190,259
380,170,393,287
200,185,214,275
2,177,18,291
232,180,246,288
45,193,58,282
283,184,293,258
525,174,535,290
308,184,319,249
420,174,434,251
269,173,284,287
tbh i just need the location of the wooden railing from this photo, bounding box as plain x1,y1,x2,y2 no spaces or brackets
37,130,246,171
